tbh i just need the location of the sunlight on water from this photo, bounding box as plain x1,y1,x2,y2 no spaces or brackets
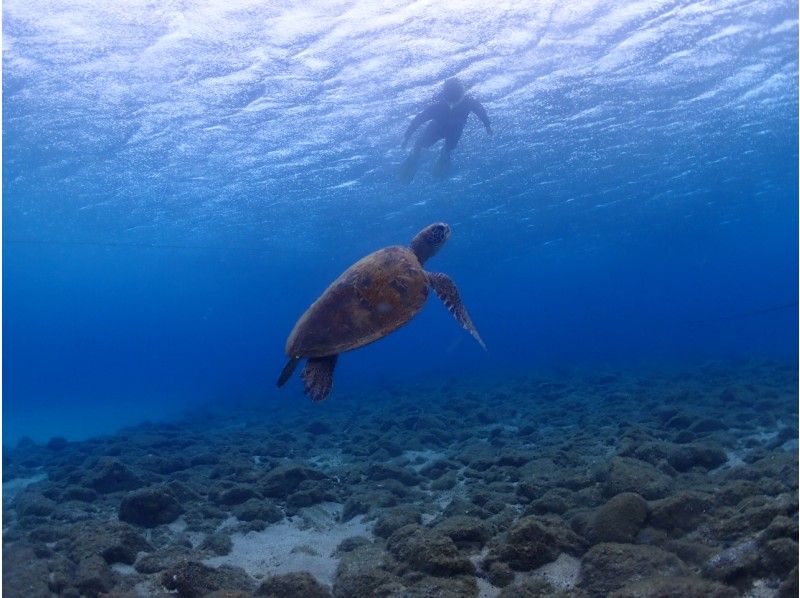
4,0,796,252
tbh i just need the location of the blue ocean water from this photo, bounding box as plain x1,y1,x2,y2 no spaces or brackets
3,1,798,445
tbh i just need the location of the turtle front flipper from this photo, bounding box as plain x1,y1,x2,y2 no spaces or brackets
301,355,338,402
427,272,486,350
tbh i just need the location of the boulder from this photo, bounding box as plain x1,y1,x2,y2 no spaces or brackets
610,575,737,598
256,572,331,597
580,543,689,595
161,561,255,597
387,524,475,576
213,485,258,506
373,506,422,538
201,533,233,556
1,543,51,598
261,465,327,498
69,521,152,565
85,458,143,494
366,463,422,486
702,539,761,582
434,515,492,547
76,555,115,597
588,493,648,544
649,491,713,532
134,546,194,574
602,457,671,500
232,498,282,523
119,486,183,527
492,516,586,571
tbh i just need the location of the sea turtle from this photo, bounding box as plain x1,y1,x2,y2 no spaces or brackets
277,222,485,402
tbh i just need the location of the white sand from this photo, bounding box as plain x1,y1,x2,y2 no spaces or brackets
3,473,47,501
204,502,371,587
306,450,348,472
535,553,581,589
401,449,446,472
743,578,780,598
477,576,502,598
111,563,137,575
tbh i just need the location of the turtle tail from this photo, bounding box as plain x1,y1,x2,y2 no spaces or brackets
277,357,300,387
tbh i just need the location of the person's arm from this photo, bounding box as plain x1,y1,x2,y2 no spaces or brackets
402,105,436,147
470,99,493,135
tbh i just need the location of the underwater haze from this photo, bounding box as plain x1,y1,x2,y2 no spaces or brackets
4,2,800,597
3,1,798,440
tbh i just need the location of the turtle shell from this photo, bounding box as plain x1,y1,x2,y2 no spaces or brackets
285,246,429,357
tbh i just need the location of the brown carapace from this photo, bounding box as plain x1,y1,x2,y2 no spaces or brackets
277,223,485,402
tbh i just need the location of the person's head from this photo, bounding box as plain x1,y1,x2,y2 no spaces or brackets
441,78,465,105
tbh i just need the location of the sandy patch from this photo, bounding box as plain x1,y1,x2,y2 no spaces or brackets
401,449,446,472
536,553,581,589
307,450,348,472
205,502,371,587
508,553,582,592
477,576,502,598
3,473,47,501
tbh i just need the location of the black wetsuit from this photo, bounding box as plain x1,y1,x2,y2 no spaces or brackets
404,96,491,151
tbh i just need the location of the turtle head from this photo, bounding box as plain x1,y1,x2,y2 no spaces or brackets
410,222,450,265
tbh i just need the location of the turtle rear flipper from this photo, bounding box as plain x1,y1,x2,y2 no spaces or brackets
302,355,338,402
427,272,486,350
277,357,300,387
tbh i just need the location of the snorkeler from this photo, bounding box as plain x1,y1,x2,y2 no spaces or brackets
400,77,492,183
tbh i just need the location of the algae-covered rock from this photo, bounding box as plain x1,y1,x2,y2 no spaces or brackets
433,515,492,547
366,463,422,486
634,439,729,472
232,498,283,523
119,486,183,527
580,543,689,595
134,546,194,574
333,569,399,598
15,492,57,518
2,543,52,598
373,505,422,538
499,578,587,598
602,457,671,500
286,479,335,509
492,516,586,571
76,555,115,597
333,542,400,598
200,532,233,556
649,491,713,532
402,574,479,597
761,538,799,576
486,560,514,587
387,524,475,575
609,575,737,598
261,464,327,498
702,539,761,582
588,492,648,544
778,565,798,598
68,521,152,565
212,484,258,506
256,571,331,597
161,561,255,597
85,457,144,494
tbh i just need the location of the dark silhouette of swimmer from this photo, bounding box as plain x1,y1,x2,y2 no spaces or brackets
400,77,492,183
